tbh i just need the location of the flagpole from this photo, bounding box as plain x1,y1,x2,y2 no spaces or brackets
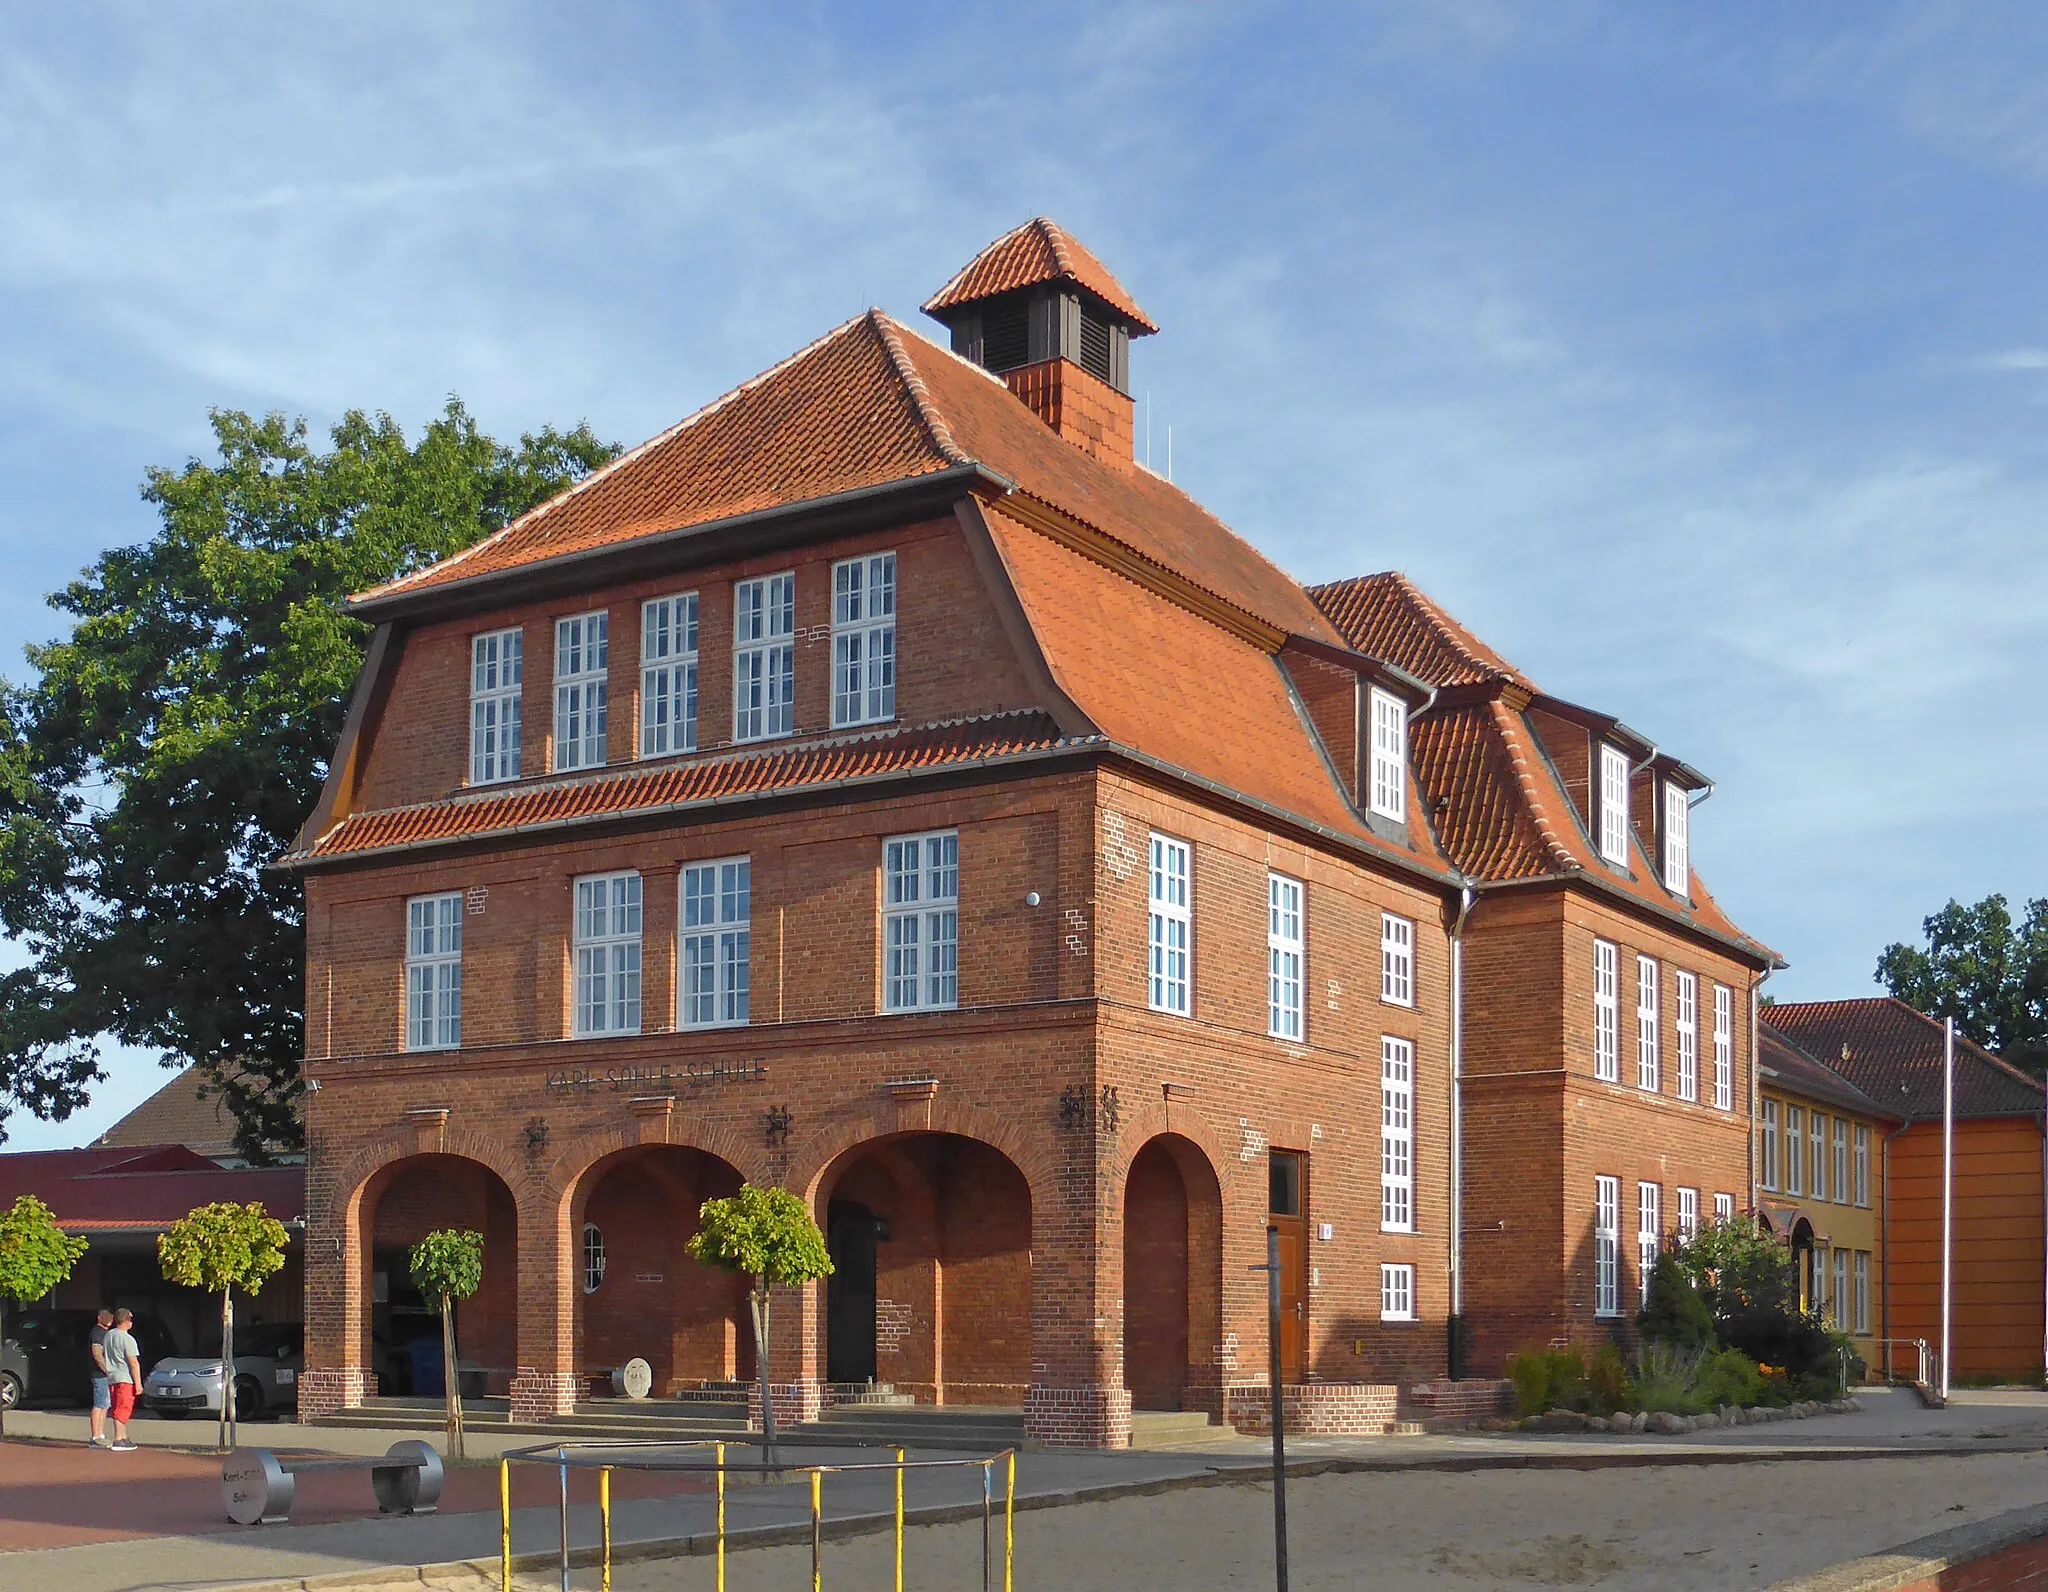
1941,1016,1954,1401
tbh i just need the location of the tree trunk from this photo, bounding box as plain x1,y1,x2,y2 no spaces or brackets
219,1289,236,1453
750,1282,777,1467
441,1292,464,1459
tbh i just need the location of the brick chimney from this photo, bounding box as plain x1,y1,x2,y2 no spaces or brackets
923,218,1156,469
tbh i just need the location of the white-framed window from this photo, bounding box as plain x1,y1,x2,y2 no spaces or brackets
1712,984,1734,1110
553,611,609,771
582,1223,606,1294
1148,833,1191,1016
1663,782,1690,894
1369,686,1407,822
640,593,699,757
831,552,896,727
572,872,642,1036
1854,1251,1870,1334
1810,1111,1827,1202
1267,874,1304,1041
1785,1105,1804,1196
883,830,959,1012
733,573,796,742
1593,939,1620,1082
1854,1124,1871,1208
1380,1263,1415,1323
1674,971,1698,1103
1713,1192,1735,1225
1382,1036,1414,1232
469,628,523,784
1834,1249,1850,1331
1676,1186,1699,1245
1380,912,1414,1007
680,858,750,1028
1594,1176,1620,1316
1598,743,1631,865
1832,1119,1849,1206
1638,1182,1661,1304
1809,1246,1827,1315
1637,956,1661,1092
404,893,463,1051
1760,1099,1781,1190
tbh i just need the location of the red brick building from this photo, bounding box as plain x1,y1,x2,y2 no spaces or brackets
284,220,1776,1444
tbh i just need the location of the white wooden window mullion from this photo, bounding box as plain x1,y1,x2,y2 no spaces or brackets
1594,1176,1620,1316
1663,781,1689,893
1379,1263,1415,1322
1267,874,1303,1041
1593,940,1619,1082
1854,1125,1870,1207
553,612,609,771
1675,971,1698,1102
1380,913,1413,1007
1148,834,1191,1016
1637,955,1660,1092
680,858,750,1028
469,628,523,784
572,872,641,1036
1638,1181,1661,1304
405,893,463,1050
1713,1191,1735,1225
733,573,796,742
1382,1036,1414,1232
884,830,958,1012
1712,984,1734,1110
1598,743,1631,865
1676,1186,1698,1245
640,594,699,757
1368,686,1407,822
832,552,896,727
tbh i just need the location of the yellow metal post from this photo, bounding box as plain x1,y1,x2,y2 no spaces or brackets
600,1467,612,1592
810,1469,823,1592
894,1447,905,1592
1005,1451,1016,1592
499,1459,512,1592
715,1441,726,1592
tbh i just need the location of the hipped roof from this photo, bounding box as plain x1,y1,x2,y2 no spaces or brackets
1764,999,2043,1121
921,217,1159,333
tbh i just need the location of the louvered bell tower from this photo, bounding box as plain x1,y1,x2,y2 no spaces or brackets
923,218,1157,468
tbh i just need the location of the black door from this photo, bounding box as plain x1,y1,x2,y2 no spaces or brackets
826,1200,878,1385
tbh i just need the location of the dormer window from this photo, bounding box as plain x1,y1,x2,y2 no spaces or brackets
1662,781,1689,895
1368,687,1407,823
1597,743,1630,866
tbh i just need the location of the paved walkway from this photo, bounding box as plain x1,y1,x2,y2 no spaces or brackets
0,1388,2043,1591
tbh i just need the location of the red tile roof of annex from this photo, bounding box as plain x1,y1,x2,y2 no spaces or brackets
1764,999,2043,1120
921,217,1159,333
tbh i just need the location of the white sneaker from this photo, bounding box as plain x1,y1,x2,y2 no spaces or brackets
110,1440,136,1451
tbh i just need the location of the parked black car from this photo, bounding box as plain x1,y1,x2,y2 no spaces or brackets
0,1309,177,1409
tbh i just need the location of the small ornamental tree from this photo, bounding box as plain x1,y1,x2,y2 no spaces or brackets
158,1201,289,1452
409,1228,484,1459
686,1185,833,1463
0,1194,87,1437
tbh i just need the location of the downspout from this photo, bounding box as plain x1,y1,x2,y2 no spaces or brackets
1449,883,1475,1379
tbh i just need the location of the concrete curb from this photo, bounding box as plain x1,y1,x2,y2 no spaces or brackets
1763,1499,2048,1591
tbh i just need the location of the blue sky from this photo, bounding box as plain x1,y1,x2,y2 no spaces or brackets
3,4,2044,1148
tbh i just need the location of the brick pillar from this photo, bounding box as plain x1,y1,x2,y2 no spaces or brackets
509,1182,579,1421
1025,1135,1131,1448
747,1278,825,1431
299,1098,373,1420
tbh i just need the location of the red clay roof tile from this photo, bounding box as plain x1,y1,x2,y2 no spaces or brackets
1764,999,2042,1120
922,218,1158,334
1307,572,1524,689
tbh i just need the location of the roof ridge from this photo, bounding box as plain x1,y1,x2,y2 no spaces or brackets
1485,695,1583,873
357,312,884,603
920,219,1037,314
868,310,975,468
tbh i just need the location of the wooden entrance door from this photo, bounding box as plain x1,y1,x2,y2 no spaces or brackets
826,1199,878,1385
1268,1151,1309,1384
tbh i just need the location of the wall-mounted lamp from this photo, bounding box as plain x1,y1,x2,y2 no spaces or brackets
1024,892,1041,908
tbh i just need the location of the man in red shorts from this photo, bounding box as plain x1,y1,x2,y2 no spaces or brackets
104,1308,142,1451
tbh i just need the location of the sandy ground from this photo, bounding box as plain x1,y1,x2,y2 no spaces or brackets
477,1454,2048,1591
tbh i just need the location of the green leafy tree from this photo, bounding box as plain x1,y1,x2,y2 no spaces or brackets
1877,894,2048,1077
686,1186,833,1462
0,403,617,1157
1638,1248,1714,1354
158,1200,289,1451
0,1194,87,1437
409,1228,484,1459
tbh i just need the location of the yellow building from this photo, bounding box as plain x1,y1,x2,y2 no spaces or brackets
1754,1025,1897,1370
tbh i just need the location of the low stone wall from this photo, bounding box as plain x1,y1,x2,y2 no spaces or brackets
1225,1382,1400,1436
1767,1500,2048,1591
1404,1379,1514,1424
747,1379,826,1429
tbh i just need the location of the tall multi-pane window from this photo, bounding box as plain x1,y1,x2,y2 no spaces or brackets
572,872,641,1036
1148,834,1191,1015
1267,874,1304,1040
640,594,699,757
831,552,896,727
1598,744,1631,865
470,628,523,784
1638,1182,1661,1304
1593,940,1620,1082
1760,1099,1781,1190
883,830,958,1012
553,612,609,771
1713,1191,1735,1225
1854,1252,1871,1334
1809,1247,1827,1316
1831,1250,1849,1330
405,893,462,1050
1832,1119,1849,1205
1594,1176,1620,1316
1785,1105,1805,1195
1380,1264,1415,1322
733,573,796,742
1810,1111,1827,1201
1676,1186,1699,1244
1712,984,1734,1110
1637,956,1661,1092
1674,971,1698,1102
1854,1124,1871,1207
1369,687,1407,822
1663,782,1689,894
1380,913,1413,1007
1382,1037,1414,1232
680,858,750,1028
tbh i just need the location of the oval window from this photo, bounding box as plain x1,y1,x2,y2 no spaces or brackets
582,1223,607,1294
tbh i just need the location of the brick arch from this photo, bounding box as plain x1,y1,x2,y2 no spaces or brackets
1120,1129,1226,1418
788,1097,1057,1211
1101,1106,1234,1206
331,1126,527,1229
540,1118,768,1214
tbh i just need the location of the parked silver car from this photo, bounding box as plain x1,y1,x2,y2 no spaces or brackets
142,1321,302,1421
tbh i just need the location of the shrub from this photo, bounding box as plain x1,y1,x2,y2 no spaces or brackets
1639,1250,1714,1354
1507,1346,1588,1416
1691,1347,1764,1409
1631,1342,1703,1414
1587,1344,1630,1415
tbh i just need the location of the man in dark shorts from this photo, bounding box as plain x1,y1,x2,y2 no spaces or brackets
88,1308,113,1447
104,1308,141,1451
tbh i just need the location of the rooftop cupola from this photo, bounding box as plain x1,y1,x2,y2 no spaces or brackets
923,218,1156,468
